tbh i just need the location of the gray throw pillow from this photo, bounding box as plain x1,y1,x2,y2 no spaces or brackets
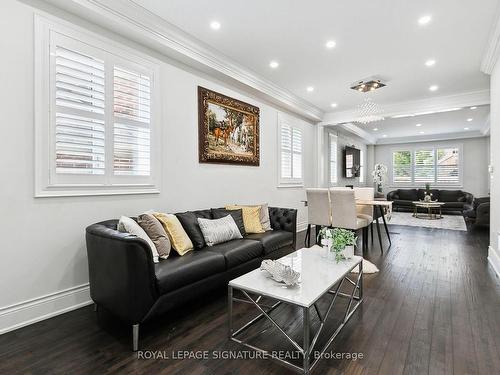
197,215,243,246
137,213,171,259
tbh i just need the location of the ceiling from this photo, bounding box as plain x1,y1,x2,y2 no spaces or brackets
352,104,490,143
132,0,497,114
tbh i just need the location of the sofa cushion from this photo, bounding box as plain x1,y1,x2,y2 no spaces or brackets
393,199,414,206
245,230,294,255
397,189,418,201
443,202,465,209
439,190,463,202
211,208,246,236
154,250,226,294
206,239,263,268
175,210,212,249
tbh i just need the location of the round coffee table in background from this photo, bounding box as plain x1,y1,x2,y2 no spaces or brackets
412,201,445,220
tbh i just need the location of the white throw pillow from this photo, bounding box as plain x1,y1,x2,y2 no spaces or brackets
197,215,243,246
118,216,159,263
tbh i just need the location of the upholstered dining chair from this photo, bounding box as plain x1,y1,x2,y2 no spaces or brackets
330,189,370,252
305,188,331,247
354,187,375,245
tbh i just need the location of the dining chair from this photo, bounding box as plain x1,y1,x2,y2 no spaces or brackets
330,189,370,252
305,188,331,247
354,187,375,245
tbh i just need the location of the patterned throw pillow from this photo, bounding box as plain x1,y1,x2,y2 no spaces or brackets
197,215,243,246
117,216,159,263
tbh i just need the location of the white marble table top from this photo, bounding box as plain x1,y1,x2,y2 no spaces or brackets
229,246,362,308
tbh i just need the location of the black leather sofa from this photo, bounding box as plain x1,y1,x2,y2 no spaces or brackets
85,206,297,350
463,197,490,226
387,189,473,213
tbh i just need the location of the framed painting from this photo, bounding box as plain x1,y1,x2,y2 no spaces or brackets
198,86,260,166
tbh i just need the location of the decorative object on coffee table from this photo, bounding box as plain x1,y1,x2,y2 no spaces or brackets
317,227,357,262
198,86,260,166
260,259,300,286
372,163,388,198
423,183,433,202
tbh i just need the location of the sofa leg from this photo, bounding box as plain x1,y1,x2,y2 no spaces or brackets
132,324,139,351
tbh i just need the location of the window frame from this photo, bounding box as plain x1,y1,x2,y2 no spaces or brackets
277,114,304,187
359,148,365,183
390,144,463,187
329,133,338,185
35,15,161,197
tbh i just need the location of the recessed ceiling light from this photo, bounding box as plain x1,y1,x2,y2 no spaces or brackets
464,127,470,130
306,86,314,92
418,15,432,25
429,85,439,92
210,21,221,30
373,128,379,131
419,131,425,134
330,103,338,108
382,134,387,138
467,118,473,122
425,59,436,67
470,106,477,110
416,123,422,127
325,40,336,49
269,60,279,69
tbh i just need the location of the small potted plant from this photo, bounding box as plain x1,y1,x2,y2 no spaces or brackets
317,228,357,262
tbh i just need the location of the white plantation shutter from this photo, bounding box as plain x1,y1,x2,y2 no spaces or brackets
36,18,159,197
393,150,412,184
113,67,151,176
279,123,303,183
437,148,460,185
414,149,435,183
329,134,337,184
54,46,106,175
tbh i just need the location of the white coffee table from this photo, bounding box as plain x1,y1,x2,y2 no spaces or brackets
412,201,445,220
228,246,363,374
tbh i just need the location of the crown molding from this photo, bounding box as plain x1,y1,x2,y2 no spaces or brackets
481,5,500,74
38,0,323,121
321,90,490,125
375,131,487,145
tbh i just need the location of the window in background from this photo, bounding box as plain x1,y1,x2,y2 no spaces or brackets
35,17,160,197
359,149,365,183
279,121,303,185
392,150,412,184
329,133,338,184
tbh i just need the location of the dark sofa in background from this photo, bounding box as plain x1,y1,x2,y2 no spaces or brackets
387,189,473,213
463,197,490,226
85,206,297,351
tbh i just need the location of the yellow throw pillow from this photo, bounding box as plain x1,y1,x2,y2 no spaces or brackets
153,213,193,256
225,205,264,234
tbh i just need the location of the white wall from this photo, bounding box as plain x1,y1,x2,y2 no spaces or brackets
322,127,368,187
372,137,490,196
489,60,500,273
0,1,315,332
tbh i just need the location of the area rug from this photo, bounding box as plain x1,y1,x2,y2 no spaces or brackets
351,259,379,274
387,211,467,231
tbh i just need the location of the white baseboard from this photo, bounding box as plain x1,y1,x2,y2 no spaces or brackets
488,245,500,278
0,284,92,335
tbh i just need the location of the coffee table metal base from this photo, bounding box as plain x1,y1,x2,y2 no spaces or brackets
228,261,363,374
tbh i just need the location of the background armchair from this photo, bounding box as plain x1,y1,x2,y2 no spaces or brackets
463,197,490,226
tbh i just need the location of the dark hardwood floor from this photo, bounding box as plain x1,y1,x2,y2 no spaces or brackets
1,224,499,375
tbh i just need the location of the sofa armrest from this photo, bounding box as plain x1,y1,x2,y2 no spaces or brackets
476,202,490,225
463,192,474,205
268,207,297,249
86,220,158,325
387,190,399,201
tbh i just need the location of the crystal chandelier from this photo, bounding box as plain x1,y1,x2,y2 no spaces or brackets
355,98,385,124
